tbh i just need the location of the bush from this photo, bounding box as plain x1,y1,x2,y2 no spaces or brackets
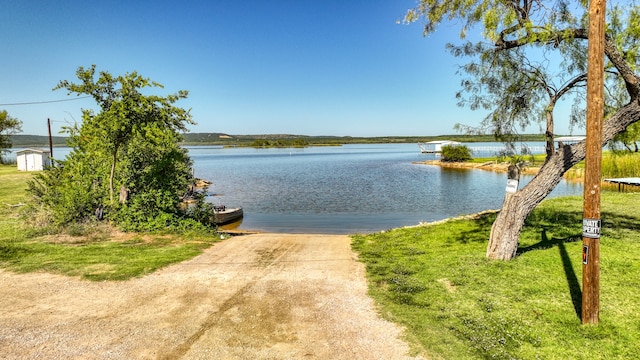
27,164,104,226
441,144,472,162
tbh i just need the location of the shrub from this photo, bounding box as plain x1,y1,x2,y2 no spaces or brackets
441,144,472,162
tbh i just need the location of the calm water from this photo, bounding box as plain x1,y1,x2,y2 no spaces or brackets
189,143,583,234
7,143,583,234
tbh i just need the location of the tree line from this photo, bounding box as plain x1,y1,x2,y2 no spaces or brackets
8,133,552,149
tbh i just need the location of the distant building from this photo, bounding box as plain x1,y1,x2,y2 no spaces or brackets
418,140,461,153
16,148,51,171
555,136,586,147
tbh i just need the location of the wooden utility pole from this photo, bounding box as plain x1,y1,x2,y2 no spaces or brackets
582,0,606,326
47,118,54,161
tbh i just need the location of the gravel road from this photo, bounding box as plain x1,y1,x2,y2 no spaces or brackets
0,233,425,359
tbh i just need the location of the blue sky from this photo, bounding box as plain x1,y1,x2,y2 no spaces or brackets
1,0,576,137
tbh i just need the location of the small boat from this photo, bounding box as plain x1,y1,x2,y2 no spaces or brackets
212,206,243,225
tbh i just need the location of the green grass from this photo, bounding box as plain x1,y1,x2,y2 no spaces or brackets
0,165,32,205
0,165,220,281
0,166,34,246
352,193,640,359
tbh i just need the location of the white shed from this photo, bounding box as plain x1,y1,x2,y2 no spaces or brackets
16,148,51,171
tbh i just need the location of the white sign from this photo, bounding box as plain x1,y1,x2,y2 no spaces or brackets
583,245,589,264
505,179,519,193
582,218,601,239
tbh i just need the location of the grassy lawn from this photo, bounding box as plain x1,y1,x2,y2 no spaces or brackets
353,192,640,359
0,165,220,281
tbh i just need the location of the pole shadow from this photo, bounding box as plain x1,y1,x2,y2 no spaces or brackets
518,230,582,320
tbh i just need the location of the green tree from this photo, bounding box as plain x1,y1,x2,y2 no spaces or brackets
450,41,588,161
0,110,22,161
406,1,640,260
612,121,640,152
609,81,640,152
53,65,193,205
30,66,200,229
251,139,271,147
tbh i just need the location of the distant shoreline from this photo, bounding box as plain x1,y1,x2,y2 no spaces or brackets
11,133,551,148
415,160,591,186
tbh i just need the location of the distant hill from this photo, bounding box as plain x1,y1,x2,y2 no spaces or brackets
11,133,549,148
10,135,68,147
182,132,326,145
180,132,546,146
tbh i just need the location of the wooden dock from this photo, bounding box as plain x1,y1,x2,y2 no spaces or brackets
604,177,640,191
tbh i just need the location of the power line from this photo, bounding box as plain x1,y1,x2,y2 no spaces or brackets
0,96,92,106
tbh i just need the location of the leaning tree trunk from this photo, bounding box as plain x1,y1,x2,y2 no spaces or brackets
109,152,117,206
487,100,640,260
545,103,555,162
108,146,121,206
487,151,575,260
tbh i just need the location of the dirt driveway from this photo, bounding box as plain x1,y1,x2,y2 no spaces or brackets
0,233,424,359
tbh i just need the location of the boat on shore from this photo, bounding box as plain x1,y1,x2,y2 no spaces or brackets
212,206,244,225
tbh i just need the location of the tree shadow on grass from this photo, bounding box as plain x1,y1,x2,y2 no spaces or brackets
601,212,640,233
452,212,497,244
518,230,582,320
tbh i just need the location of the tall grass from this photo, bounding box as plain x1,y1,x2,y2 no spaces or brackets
473,151,640,184
601,152,640,178
549,151,640,180
565,152,640,189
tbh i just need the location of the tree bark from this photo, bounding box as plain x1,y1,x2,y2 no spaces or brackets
108,139,124,206
487,100,640,260
109,150,118,206
545,106,555,161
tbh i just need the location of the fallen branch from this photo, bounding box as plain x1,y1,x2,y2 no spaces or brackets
4,203,26,208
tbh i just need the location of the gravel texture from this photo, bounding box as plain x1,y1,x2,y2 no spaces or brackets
0,233,425,359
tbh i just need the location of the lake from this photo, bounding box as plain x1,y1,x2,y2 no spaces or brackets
7,143,583,234
188,143,583,234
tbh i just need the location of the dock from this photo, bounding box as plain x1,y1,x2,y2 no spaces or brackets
604,178,640,191
418,141,460,153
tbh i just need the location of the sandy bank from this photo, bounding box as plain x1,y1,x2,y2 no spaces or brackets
414,159,542,175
